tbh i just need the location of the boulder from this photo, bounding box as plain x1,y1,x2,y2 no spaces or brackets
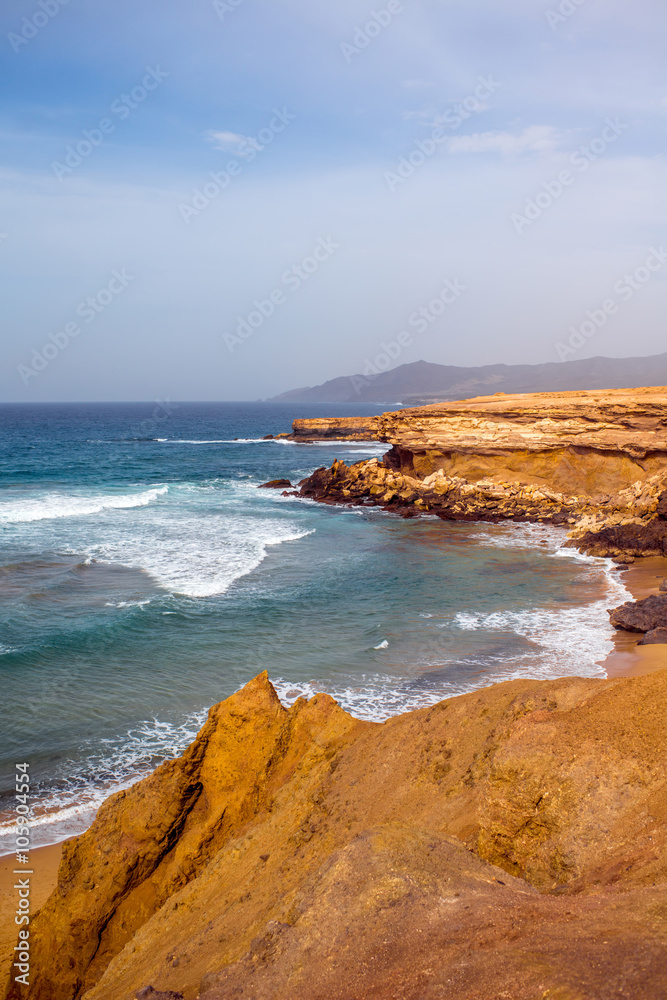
609,594,667,632
258,479,293,489
638,628,667,645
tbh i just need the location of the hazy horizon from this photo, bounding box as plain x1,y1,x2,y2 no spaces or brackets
2,0,665,403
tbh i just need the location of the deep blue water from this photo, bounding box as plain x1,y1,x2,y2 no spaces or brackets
0,402,628,851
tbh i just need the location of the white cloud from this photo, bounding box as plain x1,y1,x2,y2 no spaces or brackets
205,129,248,151
448,125,565,156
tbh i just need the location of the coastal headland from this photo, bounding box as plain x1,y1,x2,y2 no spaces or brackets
295,387,667,559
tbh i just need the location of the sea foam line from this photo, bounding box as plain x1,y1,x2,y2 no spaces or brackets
0,486,168,524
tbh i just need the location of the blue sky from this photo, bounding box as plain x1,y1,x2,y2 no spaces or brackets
1,0,666,401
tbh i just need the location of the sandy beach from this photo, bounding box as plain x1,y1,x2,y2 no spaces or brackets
0,842,64,991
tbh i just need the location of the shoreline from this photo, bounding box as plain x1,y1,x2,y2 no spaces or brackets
602,555,667,679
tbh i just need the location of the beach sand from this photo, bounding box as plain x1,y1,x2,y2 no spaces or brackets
602,555,667,679
0,842,64,991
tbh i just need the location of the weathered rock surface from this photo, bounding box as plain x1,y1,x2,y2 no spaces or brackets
296,388,667,544
608,594,667,632
639,627,667,645
7,669,667,1000
135,988,183,1000
290,416,379,442
257,479,293,489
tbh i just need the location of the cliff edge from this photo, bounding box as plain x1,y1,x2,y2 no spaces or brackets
6,668,667,1000
297,387,667,551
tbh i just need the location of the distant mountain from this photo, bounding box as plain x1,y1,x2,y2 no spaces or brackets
269,355,667,405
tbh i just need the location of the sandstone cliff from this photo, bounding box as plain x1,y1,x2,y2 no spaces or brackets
7,669,667,1000
289,416,379,442
297,388,667,549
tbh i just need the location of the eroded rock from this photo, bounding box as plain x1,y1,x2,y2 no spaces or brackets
639,627,667,645
608,594,667,632
6,669,667,1000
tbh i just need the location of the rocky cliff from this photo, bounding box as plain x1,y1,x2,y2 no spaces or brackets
289,416,379,442
7,669,667,1000
297,388,667,549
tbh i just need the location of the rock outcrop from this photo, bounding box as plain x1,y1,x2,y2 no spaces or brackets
7,669,667,1000
289,416,379,442
639,627,667,645
296,388,667,544
608,594,667,632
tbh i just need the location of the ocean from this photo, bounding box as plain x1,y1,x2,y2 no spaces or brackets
0,402,629,854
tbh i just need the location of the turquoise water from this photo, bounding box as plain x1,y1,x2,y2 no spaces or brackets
0,402,629,852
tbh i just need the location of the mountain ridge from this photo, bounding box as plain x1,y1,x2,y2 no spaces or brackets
269,353,667,404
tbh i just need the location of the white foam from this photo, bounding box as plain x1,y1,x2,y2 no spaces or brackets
0,710,208,855
104,599,152,609
272,675,471,723
0,486,168,524
84,514,315,598
374,639,389,649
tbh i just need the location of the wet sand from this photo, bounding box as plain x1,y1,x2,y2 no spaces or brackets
602,556,667,679
0,842,64,991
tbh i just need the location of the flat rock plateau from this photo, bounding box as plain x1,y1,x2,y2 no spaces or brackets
297,387,667,558
5,669,667,1000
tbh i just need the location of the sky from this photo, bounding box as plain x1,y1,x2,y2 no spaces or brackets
1,0,666,401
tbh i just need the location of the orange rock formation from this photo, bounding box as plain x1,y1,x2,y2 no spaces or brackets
6,669,667,1000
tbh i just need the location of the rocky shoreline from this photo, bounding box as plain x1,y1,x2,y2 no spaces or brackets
291,388,667,559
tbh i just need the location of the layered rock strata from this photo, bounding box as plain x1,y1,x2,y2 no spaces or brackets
296,388,667,543
7,669,667,1000
289,416,379,442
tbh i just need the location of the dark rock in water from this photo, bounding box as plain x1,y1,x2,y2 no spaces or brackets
262,434,274,439
638,628,667,645
612,555,635,564
609,594,667,632
613,564,630,571
258,479,293,489
136,988,184,1000
579,519,667,558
